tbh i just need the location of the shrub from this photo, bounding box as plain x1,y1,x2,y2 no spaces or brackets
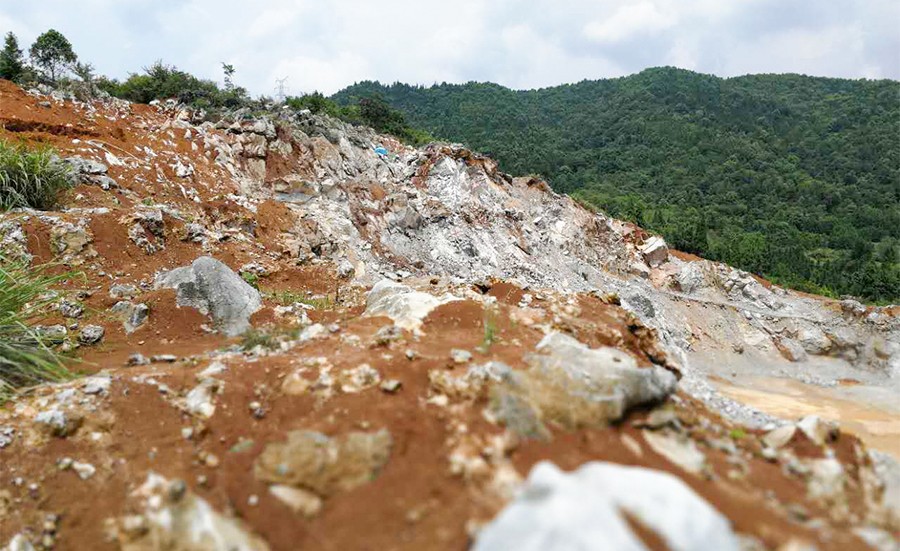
0,140,71,211
99,61,249,109
0,256,72,400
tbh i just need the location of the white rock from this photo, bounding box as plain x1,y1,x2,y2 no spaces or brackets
364,279,456,332
268,485,322,517
642,431,707,474
639,236,669,268
474,461,740,551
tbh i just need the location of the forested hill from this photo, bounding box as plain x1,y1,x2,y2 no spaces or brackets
332,68,900,302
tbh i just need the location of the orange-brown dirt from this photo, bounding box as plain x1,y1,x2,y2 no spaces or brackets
0,80,895,550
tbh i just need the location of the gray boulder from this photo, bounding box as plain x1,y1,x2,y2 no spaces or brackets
155,256,261,336
77,325,105,345
474,461,740,551
62,156,108,176
490,332,677,438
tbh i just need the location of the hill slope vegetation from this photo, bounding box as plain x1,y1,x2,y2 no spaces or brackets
333,68,900,302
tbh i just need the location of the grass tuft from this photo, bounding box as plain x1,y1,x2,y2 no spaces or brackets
0,140,72,211
266,289,334,310
0,255,73,400
478,307,498,353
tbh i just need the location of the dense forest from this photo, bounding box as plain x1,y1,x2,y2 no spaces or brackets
333,69,900,303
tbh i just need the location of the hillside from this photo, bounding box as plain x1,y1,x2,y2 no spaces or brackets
0,79,899,550
333,68,900,303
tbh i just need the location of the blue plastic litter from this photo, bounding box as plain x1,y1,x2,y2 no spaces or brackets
374,146,388,156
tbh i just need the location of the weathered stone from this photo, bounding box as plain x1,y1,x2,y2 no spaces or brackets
49,222,92,261
35,324,67,343
58,299,84,319
490,333,677,437
109,284,139,299
77,325,105,345
364,279,455,332
110,301,150,333
183,378,221,419
107,473,270,551
677,261,708,294
796,326,832,355
62,156,108,176
268,485,322,517
34,408,82,437
796,415,838,446
775,337,808,362
639,235,669,268
474,461,740,551
450,349,472,364
338,364,381,393
642,430,707,474
155,256,262,336
254,429,392,496
763,424,797,449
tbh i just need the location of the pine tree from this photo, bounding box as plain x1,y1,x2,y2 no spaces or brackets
0,32,25,82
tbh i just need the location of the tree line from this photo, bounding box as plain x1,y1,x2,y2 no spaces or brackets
0,28,427,144
333,69,900,303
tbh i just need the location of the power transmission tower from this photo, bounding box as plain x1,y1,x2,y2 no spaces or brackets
274,77,288,103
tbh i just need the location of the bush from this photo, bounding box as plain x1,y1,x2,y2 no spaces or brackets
99,61,249,109
0,140,71,210
0,256,72,400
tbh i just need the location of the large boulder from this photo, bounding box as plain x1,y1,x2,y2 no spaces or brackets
155,256,261,336
474,461,740,551
490,332,677,438
639,236,669,268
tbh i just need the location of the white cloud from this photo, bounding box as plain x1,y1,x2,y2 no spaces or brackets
0,0,896,97
583,2,677,43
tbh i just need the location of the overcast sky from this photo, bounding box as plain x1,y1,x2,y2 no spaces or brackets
1,0,898,96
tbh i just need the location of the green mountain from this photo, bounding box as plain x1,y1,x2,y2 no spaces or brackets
332,68,900,303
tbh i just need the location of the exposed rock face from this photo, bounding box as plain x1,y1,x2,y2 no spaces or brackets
106,473,269,551
490,332,677,438
155,256,261,336
473,461,740,551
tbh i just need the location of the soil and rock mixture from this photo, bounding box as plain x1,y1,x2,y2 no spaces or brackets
1,80,898,550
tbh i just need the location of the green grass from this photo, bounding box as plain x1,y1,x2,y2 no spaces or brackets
265,289,334,310
0,256,73,400
240,326,301,351
477,307,498,353
0,140,72,211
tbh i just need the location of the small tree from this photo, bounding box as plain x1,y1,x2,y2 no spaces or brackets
222,62,235,91
0,32,25,82
29,29,77,83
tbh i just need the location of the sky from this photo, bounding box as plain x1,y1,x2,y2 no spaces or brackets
1,0,898,96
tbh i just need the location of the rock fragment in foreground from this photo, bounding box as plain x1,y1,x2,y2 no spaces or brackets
490,332,677,438
254,429,392,496
155,256,261,336
106,473,269,551
473,460,740,551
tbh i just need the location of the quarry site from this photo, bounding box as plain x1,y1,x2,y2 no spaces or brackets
0,78,898,551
